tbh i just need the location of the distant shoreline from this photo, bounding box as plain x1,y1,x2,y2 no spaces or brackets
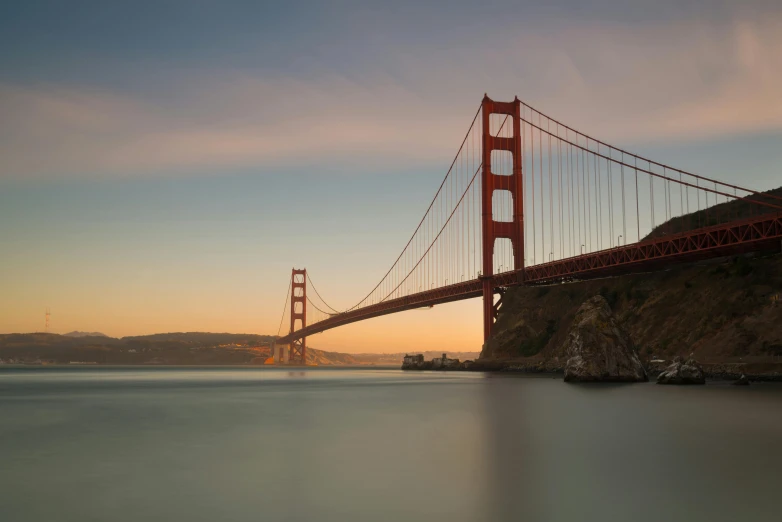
0,363,402,370
402,357,782,382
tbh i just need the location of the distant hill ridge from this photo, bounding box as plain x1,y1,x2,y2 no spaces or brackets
63,331,109,338
0,332,477,366
643,185,782,241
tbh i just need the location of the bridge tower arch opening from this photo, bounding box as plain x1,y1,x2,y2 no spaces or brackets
481,95,524,343
289,268,307,365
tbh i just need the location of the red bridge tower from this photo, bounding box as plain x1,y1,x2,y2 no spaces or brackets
481,96,524,342
288,268,307,365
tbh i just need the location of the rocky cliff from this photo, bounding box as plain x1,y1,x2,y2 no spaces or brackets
481,253,782,367
562,295,647,382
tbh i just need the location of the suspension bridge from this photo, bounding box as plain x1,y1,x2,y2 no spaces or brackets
271,95,782,364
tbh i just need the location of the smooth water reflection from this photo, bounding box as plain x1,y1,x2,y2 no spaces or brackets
1,367,780,521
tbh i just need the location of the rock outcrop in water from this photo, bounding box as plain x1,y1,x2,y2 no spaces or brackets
656,357,706,385
563,295,648,382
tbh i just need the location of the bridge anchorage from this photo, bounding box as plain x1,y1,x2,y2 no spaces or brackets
273,95,782,359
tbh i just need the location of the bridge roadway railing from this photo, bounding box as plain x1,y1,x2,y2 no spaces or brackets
277,212,782,344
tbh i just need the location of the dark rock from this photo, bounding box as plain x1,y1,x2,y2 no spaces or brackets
732,374,750,386
563,295,648,382
656,357,706,385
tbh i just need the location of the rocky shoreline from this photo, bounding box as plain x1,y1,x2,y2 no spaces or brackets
405,287,782,383
403,357,782,382
404,288,782,383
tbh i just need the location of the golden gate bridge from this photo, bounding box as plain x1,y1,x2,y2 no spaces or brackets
271,95,782,364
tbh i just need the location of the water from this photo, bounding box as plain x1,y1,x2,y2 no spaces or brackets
1,367,781,522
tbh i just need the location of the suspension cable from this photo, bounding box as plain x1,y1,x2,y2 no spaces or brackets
522,118,782,211
306,273,342,314
379,161,483,302
306,295,335,316
517,100,782,203
345,102,483,312
276,278,291,337
377,115,512,302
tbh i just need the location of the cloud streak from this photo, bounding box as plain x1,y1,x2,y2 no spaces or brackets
1,11,781,180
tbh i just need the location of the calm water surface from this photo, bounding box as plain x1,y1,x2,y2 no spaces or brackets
1,367,781,522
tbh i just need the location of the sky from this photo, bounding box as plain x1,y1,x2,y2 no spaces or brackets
1,0,781,352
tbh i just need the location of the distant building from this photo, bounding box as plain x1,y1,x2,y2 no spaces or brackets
432,353,460,370
403,354,424,366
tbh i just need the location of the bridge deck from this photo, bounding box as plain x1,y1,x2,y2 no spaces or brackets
276,213,782,344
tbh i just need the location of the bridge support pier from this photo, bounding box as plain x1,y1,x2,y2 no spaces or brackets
288,268,307,365
481,95,524,342
481,277,494,342
272,342,288,364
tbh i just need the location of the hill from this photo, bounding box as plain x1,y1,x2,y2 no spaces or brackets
643,186,782,241
481,184,782,368
0,332,265,365
0,332,475,366
63,331,108,338
483,252,782,364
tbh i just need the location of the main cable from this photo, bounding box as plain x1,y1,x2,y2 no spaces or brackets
306,295,335,316
345,103,483,312
306,273,342,314
276,278,292,337
517,100,782,203
378,115,512,302
521,117,782,211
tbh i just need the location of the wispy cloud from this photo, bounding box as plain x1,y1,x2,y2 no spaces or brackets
0,77,472,179
1,12,781,180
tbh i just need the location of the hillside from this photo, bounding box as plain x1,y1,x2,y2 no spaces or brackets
482,252,782,364
643,186,782,241
0,332,272,365
63,331,108,338
481,184,782,368
0,332,473,366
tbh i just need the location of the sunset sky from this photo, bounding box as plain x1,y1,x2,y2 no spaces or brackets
1,0,781,352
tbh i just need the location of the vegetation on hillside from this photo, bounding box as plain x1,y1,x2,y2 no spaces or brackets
643,186,782,241
0,332,277,365
0,332,478,366
483,253,782,362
